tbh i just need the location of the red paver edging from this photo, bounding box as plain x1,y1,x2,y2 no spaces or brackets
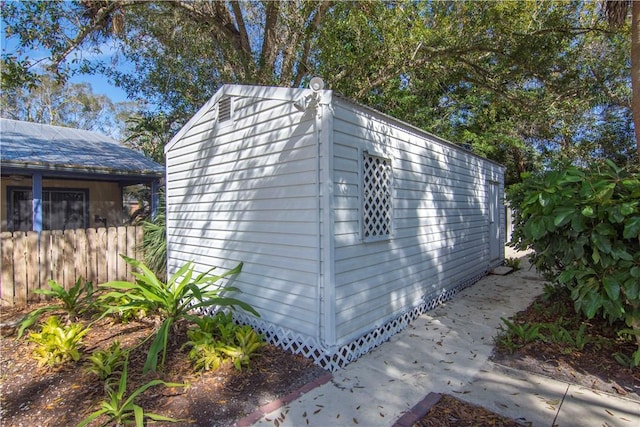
234,372,333,427
392,392,442,427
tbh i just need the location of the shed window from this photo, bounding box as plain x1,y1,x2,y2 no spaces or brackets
218,97,233,124
362,152,392,240
7,187,88,231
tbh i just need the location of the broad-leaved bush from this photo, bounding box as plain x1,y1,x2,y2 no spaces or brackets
508,160,640,362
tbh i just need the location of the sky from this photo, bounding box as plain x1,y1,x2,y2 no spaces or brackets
1,30,131,105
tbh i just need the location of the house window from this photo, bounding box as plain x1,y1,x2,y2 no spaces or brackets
362,152,392,241
218,97,233,124
8,187,89,231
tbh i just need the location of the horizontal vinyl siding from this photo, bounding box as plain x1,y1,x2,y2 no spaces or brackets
166,95,320,338
332,101,503,343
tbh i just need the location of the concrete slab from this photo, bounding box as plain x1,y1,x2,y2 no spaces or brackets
490,265,514,275
554,385,640,426
248,252,638,427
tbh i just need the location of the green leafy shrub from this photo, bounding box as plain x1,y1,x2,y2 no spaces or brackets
85,340,127,380
184,313,265,372
18,278,96,338
508,160,640,359
99,256,258,373
29,316,90,367
77,356,185,427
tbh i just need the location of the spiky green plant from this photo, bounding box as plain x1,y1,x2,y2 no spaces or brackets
85,340,127,380
99,256,258,373
18,277,95,338
140,198,166,281
77,357,185,427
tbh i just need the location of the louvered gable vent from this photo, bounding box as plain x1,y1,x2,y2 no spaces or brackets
218,97,232,123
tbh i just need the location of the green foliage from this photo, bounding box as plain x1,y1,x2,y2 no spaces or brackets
85,340,127,381
188,342,225,372
140,199,166,282
219,326,266,371
499,317,545,345
18,278,96,338
504,257,521,270
99,256,257,373
28,316,90,367
77,357,185,427
612,350,640,368
509,161,640,350
3,1,635,171
101,294,148,324
184,313,265,372
544,321,592,354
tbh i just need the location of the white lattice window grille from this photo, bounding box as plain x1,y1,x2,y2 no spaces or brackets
362,152,392,241
218,96,233,125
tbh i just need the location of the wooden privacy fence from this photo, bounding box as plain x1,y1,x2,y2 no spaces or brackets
1,226,144,306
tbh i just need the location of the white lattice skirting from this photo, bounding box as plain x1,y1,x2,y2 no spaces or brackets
216,271,489,372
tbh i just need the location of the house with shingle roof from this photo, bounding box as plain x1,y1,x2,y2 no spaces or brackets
1,118,164,232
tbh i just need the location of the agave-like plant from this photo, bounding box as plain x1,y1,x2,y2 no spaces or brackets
17,278,95,338
100,255,258,373
76,357,185,427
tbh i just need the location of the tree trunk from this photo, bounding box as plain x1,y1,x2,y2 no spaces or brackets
632,1,640,163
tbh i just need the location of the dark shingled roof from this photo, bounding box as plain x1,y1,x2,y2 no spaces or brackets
1,118,164,177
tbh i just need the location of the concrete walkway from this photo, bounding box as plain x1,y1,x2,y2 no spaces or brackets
247,251,640,427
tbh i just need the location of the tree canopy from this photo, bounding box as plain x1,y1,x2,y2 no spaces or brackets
2,0,636,179
1,72,134,139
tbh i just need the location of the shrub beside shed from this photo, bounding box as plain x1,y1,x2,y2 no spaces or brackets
165,84,505,371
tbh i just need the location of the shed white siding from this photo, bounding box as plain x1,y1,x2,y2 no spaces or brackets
331,98,504,344
165,92,321,338
166,85,505,370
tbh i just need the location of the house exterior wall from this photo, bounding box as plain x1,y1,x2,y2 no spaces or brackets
331,98,505,345
165,94,322,339
1,176,123,231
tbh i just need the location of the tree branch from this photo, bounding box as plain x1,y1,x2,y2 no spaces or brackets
293,1,331,87
258,1,280,83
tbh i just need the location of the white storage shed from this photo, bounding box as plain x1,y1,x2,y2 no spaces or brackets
165,83,505,371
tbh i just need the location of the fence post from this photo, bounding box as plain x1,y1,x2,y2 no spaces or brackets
13,232,28,305
1,232,15,306
26,231,39,302
63,229,76,289
75,228,88,284
96,227,108,284
86,228,98,286
116,226,127,279
38,230,51,301
50,230,64,288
